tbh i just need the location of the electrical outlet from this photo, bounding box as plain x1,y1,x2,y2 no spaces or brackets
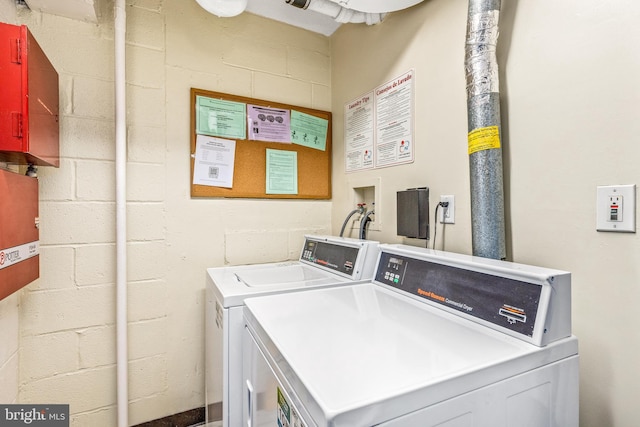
439,195,455,224
596,184,636,232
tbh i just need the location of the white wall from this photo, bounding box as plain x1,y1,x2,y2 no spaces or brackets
11,0,331,425
0,0,19,408
331,1,640,426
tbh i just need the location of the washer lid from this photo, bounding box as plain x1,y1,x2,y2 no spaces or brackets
244,283,578,426
234,264,336,287
207,262,352,307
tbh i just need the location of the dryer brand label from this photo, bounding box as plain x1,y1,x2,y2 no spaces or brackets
0,241,39,270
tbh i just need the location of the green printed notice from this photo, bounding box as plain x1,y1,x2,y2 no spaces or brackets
266,149,298,195
196,95,246,139
290,110,328,151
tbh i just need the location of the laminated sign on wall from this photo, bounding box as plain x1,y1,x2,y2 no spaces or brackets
345,70,415,172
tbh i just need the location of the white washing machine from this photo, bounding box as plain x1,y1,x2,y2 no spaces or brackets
242,244,579,427
205,235,380,427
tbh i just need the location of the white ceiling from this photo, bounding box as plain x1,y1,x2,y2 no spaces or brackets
22,0,344,36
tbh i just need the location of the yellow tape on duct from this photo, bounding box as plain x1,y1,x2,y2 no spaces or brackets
468,126,501,155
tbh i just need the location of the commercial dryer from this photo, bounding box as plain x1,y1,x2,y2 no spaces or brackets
205,235,380,427
242,244,579,427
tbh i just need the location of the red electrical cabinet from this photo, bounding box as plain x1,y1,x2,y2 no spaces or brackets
0,22,59,167
0,168,39,301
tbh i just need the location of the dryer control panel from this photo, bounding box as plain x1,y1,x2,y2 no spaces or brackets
374,245,572,347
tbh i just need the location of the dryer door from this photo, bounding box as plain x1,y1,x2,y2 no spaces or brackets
242,326,312,427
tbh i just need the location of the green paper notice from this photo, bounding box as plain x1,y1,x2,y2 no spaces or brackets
266,149,298,195
290,110,328,151
196,95,246,139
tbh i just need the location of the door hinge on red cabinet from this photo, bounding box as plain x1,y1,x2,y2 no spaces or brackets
11,38,22,64
11,112,23,138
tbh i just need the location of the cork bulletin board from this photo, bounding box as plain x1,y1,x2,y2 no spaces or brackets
190,88,332,199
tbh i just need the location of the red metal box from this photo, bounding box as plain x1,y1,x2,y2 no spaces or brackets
0,168,39,301
0,23,59,167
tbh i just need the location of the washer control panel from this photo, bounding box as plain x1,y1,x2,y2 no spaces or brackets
300,239,361,277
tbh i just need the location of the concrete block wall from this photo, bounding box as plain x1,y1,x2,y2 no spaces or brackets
10,0,331,425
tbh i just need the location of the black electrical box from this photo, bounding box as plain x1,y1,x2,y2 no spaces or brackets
397,188,429,239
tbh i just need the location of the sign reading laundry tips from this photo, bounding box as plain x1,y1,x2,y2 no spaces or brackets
468,125,501,155
344,91,375,173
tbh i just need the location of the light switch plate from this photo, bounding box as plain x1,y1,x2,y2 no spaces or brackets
596,184,636,232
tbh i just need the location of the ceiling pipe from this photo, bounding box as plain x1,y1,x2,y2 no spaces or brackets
286,0,386,25
195,0,248,17
465,0,506,260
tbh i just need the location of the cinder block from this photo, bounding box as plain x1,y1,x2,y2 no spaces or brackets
60,116,115,161
254,73,312,108
312,83,332,112
72,77,115,120
39,202,115,245
127,85,166,127
126,163,165,202
20,286,115,335
76,160,116,201
129,318,167,360
78,325,116,369
26,246,75,291
71,407,116,427
128,393,169,427
44,32,112,80
225,230,289,265
126,6,164,50
128,355,167,400
18,10,111,80
164,0,224,70
37,159,75,201
129,280,167,322
127,125,166,164
288,47,331,86
128,203,166,242
20,331,79,381
20,365,116,413
217,66,253,97
128,241,166,282
129,0,163,13
223,37,287,76
126,45,165,89
76,244,115,286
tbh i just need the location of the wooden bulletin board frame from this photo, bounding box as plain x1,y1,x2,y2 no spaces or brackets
190,88,332,199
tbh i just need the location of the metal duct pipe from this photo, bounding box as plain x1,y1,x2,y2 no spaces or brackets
465,0,506,260
285,0,386,25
